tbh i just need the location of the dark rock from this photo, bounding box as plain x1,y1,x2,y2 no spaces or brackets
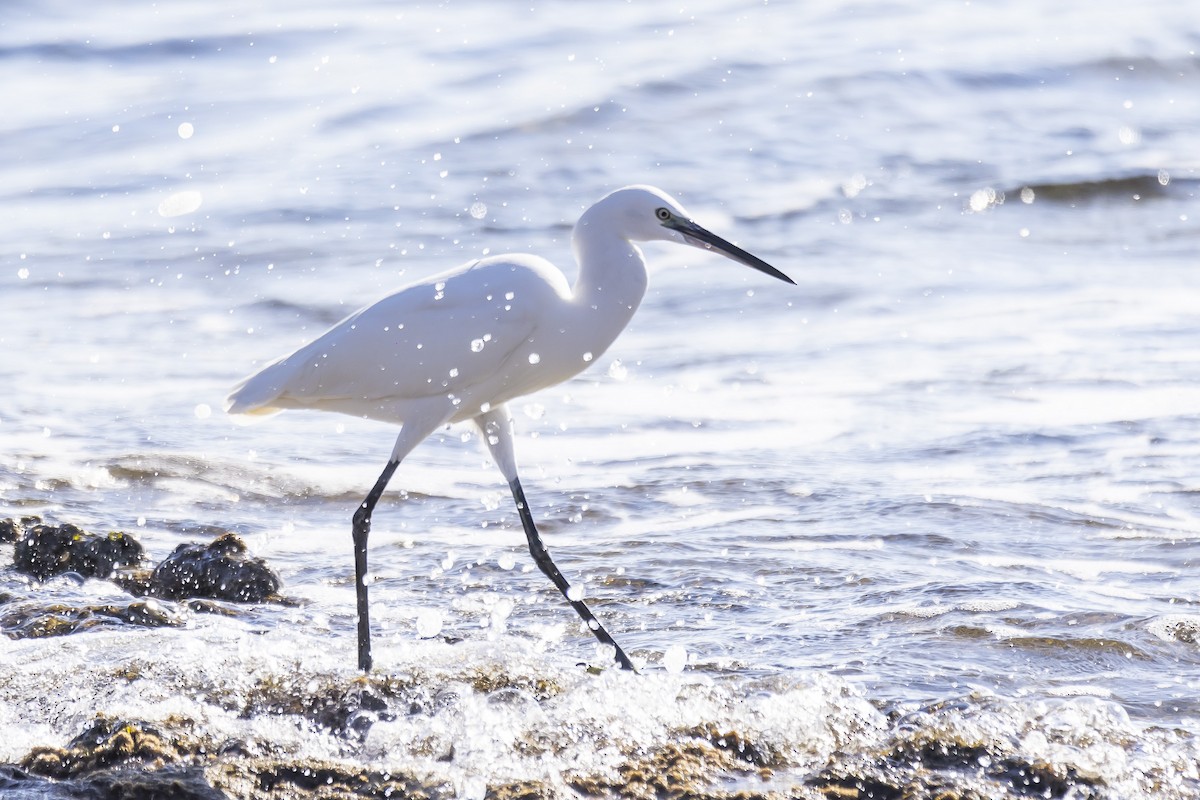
82,767,229,800
110,568,156,597
148,533,280,603
208,758,442,800
12,522,144,581
807,729,1105,800
0,515,41,543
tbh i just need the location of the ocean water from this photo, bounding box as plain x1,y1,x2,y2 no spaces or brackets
2,0,1199,797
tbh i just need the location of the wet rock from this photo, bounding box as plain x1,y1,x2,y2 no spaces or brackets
148,533,281,603
810,773,909,800
0,515,41,542
808,734,1105,800
1157,618,1200,644
485,780,559,800
109,568,156,598
0,598,184,639
21,716,197,779
207,758,442,800
222,672,416,737
690,723,774,768
79,766,228,800
467,666,562,701
568,740,762,800
990,757,1092,799
6,749,223,800
12,522,144,581
6,518,285,608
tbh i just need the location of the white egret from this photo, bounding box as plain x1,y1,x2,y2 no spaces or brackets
226,185,794,672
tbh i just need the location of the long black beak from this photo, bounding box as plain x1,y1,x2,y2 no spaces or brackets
664,217,795,285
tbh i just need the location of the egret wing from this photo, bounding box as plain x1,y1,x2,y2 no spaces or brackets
227,255,568,418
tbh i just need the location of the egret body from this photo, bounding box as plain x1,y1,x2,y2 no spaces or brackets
227,185,793,672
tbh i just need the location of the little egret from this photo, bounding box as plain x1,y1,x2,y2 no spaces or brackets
226,185,794,672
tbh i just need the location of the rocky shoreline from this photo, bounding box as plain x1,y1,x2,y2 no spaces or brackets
0,518,1143,799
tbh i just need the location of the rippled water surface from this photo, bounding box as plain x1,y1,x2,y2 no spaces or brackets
3,1,1200,797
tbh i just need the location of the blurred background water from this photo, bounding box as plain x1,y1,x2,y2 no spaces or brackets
2,0,1199,797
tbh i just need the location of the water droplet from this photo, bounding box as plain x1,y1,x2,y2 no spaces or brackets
528,353,541,365
469,201,487,219
471,338,486,352
177,122,194,139
566,584,584,601
448,367,459,378
498,552,516,570
415,609,443,639
193,403,211,419
663,644,688,674
158,190,203,218
969,187,999,212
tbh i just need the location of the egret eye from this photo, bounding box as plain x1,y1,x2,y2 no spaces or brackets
655,207,671,221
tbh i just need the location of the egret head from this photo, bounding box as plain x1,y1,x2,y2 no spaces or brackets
593,185,795,285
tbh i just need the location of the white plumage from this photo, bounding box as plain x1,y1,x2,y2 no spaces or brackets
227,185,793,672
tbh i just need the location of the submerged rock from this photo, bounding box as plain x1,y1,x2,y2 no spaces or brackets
0,597,184,639
12,522,145,581
148,533,281,603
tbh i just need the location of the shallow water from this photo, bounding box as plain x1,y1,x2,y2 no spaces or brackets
2,0,1200,797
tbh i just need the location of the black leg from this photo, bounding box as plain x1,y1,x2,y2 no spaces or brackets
352,459,400,672
508,477,635,671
